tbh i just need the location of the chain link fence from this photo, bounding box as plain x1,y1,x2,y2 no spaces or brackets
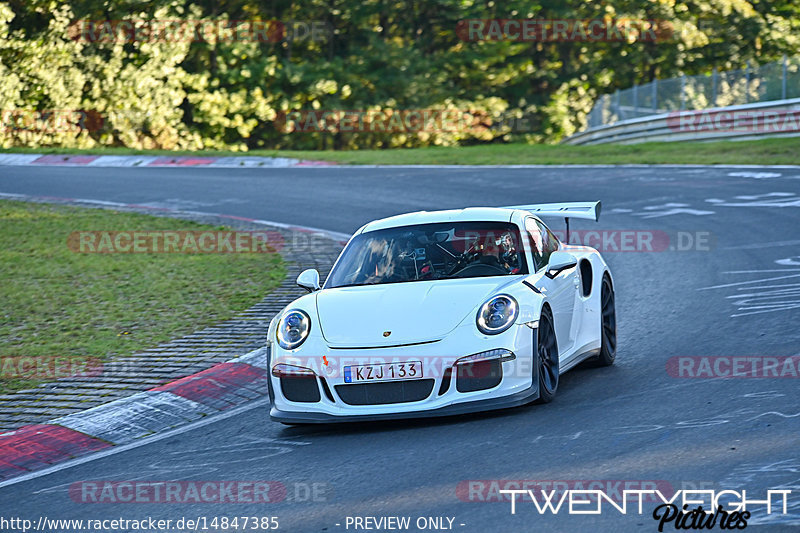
587,55,800,128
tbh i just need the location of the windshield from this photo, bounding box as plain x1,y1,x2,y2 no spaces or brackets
326,222,528,288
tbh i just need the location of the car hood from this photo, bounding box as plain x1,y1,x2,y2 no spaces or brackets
315,277,518,347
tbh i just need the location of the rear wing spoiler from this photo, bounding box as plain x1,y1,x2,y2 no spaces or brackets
506,201,601,222
505,201,601,241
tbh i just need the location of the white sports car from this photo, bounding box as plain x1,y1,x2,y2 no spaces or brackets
267,202,616,423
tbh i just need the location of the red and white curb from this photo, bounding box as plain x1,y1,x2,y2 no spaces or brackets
0,153,335,168
0,348,270,482
3,153,799,170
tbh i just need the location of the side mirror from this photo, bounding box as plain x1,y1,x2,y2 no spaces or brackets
296,269,321,292
546,251,577,279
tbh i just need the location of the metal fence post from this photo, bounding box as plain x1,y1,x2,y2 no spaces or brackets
711,67,718,107
680,75,686,110
593,100,601,128
614,90,620,121
745,61,751,103
652,79,657,112
783,54,788,100
633,83,638,117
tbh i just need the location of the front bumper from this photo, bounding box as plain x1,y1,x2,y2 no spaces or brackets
268,322,538,423
270,385,539,423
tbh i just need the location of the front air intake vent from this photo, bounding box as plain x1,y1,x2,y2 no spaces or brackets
335,379,435,405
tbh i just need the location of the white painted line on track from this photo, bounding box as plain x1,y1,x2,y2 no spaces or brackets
73,198,128,207
0,398,270,489
725,240,800,250
0,192,353,243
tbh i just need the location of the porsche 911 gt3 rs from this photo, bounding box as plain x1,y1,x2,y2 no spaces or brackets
267,202,616,423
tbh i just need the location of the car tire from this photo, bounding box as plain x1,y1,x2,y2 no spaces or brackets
535,306,559,404
596,274,617,366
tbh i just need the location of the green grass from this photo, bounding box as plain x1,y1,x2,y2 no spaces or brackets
0,200,286,392
2,137,799,165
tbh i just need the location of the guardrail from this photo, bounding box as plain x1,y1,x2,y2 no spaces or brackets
563,98,800,145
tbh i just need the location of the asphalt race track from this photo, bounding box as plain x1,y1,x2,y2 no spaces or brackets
1,164,799,532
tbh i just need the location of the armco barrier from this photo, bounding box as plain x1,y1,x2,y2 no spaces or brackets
563,98,800,145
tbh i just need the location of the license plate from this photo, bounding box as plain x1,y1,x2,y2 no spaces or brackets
343,361,423,383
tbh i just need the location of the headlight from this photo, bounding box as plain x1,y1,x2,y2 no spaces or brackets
276,309,311,350
476,295,518,335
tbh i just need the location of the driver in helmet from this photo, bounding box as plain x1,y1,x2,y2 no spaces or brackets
497,232,520,273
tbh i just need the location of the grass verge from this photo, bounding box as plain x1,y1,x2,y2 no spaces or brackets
0,200,286,392
1,137,799,165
